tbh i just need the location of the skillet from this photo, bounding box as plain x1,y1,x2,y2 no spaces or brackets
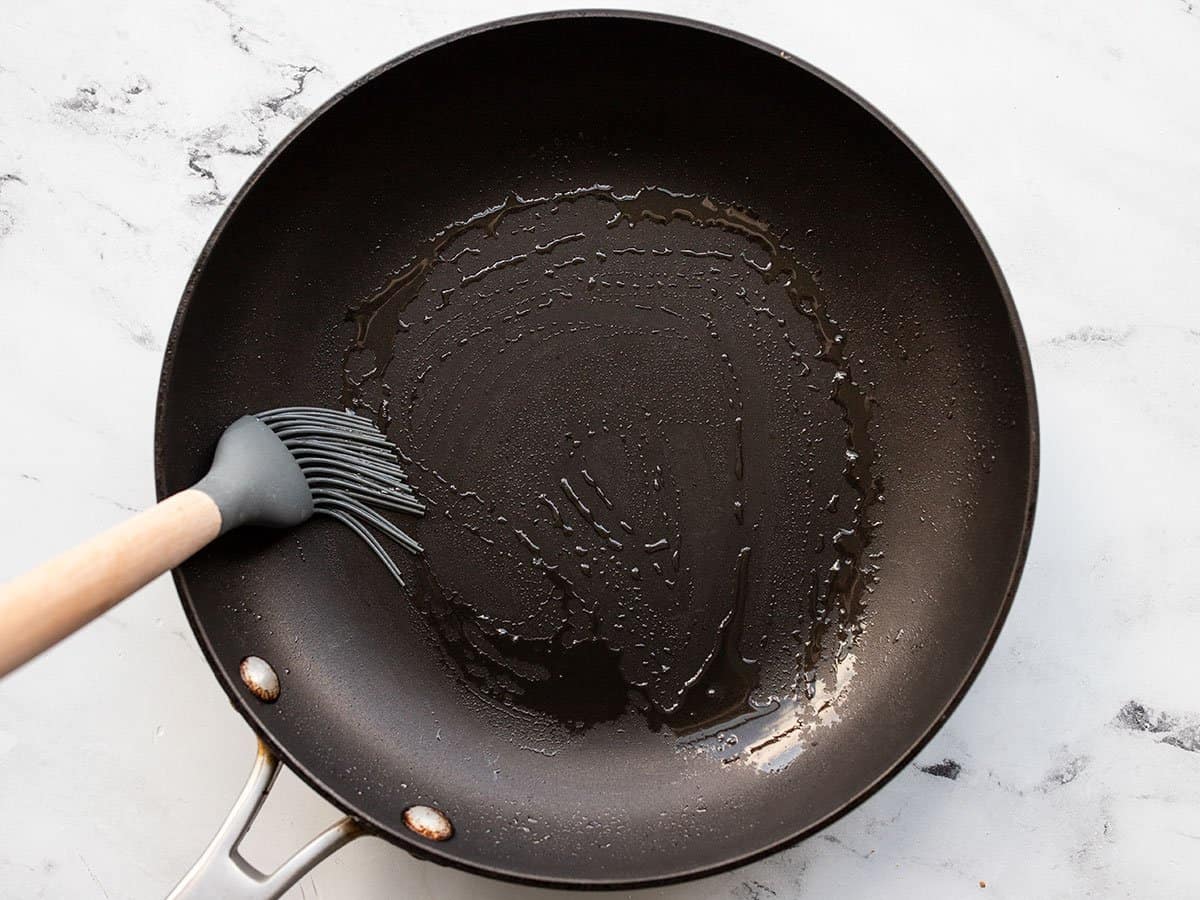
156,10,1038,892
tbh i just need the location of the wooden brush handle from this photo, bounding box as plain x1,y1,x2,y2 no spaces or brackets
0,489,222,676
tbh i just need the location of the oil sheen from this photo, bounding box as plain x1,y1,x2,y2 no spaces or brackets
337,186,882,749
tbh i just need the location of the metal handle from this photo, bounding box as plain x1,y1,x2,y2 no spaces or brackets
167,740,361,900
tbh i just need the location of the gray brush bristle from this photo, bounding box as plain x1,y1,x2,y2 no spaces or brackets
255,406,424,587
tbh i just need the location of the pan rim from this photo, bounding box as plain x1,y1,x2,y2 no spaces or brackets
154,8,1040,889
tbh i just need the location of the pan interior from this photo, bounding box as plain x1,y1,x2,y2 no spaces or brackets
157,15,1034,887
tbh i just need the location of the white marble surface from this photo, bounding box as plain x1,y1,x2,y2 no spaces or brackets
2,0,1199,897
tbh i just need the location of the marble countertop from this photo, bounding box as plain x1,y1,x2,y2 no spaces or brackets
2,1,1198,897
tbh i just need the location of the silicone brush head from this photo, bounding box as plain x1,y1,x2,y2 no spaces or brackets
198,407,424,588
256,407,424,585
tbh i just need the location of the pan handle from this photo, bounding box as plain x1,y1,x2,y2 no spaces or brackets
167,740,361,900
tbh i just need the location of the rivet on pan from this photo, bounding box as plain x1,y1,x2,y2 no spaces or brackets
403,805,453,841
239,656,280,703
